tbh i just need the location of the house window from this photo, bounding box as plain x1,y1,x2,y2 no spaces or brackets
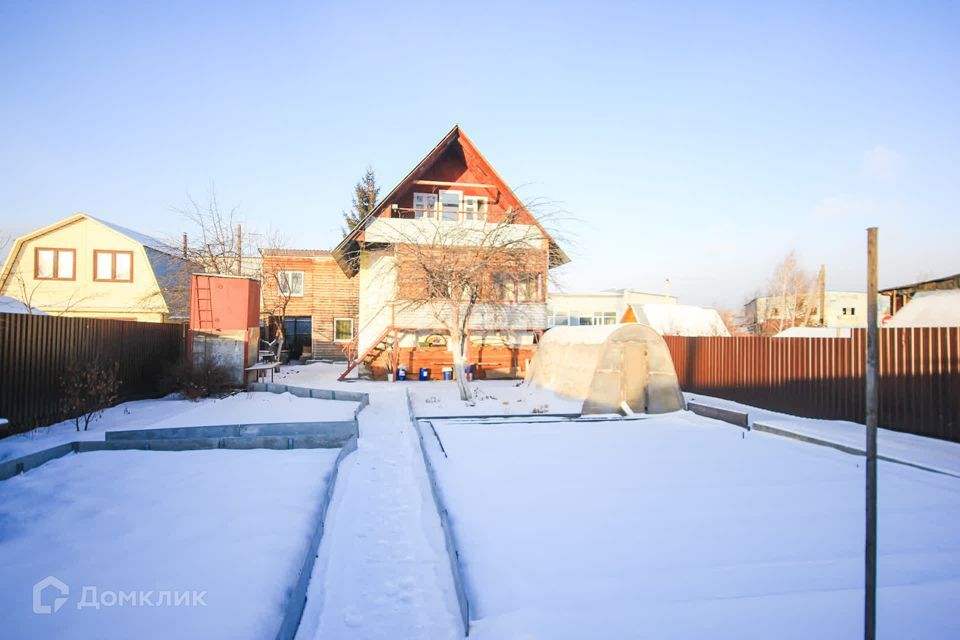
334,318,354,342
93,250,133,282
278,271,304,297
490,272,542,302
35,248,75,280
850,307,856,315
594,311,617,325
463,196,488,220
413,192,438,219
439,190,462,221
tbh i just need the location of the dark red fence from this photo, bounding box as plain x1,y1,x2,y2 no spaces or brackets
0,313,185,434
663,328,960,442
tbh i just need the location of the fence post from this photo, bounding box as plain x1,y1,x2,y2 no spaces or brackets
865,226,879,640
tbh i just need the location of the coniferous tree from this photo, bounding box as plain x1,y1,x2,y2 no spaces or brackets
342,167,380,234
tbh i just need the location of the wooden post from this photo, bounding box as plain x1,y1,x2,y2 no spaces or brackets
236,224,243,275
865,226,879,640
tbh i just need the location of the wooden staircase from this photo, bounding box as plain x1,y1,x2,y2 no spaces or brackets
338,327,396,381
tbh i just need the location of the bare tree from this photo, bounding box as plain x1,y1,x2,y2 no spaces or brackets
172,188,257,276
259,234,297,361
763,250,817,335
365,201,567,401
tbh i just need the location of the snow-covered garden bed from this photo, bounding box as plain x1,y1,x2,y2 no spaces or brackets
423,412,960,639
0,448,340,640
0,391,359,463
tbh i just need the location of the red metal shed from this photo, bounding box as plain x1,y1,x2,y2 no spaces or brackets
189,274,261,385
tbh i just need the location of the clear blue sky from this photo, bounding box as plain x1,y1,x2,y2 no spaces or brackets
1,0,957,307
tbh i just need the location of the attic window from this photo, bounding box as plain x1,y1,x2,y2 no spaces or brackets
464,196,488,220
35,248,75,280
413,192,438,219
439,190,462,221
94,250,133,282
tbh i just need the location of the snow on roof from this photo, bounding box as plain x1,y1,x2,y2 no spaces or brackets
0,295,47,315
774,327,854,338
886,290,960,328
88,216,172,253
628,303,730,337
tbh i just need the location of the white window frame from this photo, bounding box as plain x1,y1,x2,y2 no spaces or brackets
333,317,354,343
439,189,462,221
278,270,305,297
413,192,439,220
463,195,488,220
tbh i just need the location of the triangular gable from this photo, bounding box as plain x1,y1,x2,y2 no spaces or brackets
333,125,569,276
621,306,638,323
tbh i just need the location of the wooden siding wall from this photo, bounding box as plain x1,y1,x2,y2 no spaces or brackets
262,255,359,359
0,313,185,434
369,345,536,380
663,328,960,442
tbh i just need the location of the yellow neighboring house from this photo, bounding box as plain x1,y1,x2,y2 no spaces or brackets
0,213,194,322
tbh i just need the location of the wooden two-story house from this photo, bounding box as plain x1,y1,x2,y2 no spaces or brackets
332,125,569,380
0,213,194,322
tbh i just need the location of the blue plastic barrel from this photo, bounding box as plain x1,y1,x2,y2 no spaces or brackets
419,367,431,381
397,366,407,381
442,367,453,380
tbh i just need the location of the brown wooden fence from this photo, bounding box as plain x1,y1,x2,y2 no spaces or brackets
0,313,186,434
663,328,960,443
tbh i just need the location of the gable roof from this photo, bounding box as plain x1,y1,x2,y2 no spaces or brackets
0,213,194,318
332,125,569,276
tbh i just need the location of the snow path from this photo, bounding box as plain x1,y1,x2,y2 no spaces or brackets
295,386,462,640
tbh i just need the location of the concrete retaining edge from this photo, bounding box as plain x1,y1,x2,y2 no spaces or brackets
752,422,960,479
686,401,750,429
275,435,358,640
247,383,370,419
105,421,357,445
406,390,470,637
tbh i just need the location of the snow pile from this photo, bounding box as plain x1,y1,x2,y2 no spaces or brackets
0,295,46,315
886,290,960,327
628,303,730,336
425,416,960,639
0,448,339,640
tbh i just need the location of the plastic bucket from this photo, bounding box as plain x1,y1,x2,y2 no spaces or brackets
419,367,431,381
397,367,407,381
442,367,453,380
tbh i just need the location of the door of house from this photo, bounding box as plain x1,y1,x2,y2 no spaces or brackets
620,343,649,413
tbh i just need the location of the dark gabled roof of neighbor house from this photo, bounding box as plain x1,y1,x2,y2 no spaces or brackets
880,272,960,295
331,124,569,277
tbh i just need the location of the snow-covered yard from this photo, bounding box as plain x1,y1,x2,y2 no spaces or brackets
423,412,960,639
0,448,340,640
0,391,359,463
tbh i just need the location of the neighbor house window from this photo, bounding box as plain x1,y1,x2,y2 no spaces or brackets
35,248,75,280
594,311,617,325
413,192,438,219
463,196,488,220
439,190,462,221
334,318,354,342
93,250,133,282
278,271,304,297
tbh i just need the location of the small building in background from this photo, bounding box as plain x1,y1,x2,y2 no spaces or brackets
621,303,730,337
189,273,260,385
744,291,890,334
548,289,676,327
260,249,359,361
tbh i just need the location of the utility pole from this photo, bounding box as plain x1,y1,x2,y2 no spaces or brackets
236,224,243,275
818,264,826,326
865,227,879,640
